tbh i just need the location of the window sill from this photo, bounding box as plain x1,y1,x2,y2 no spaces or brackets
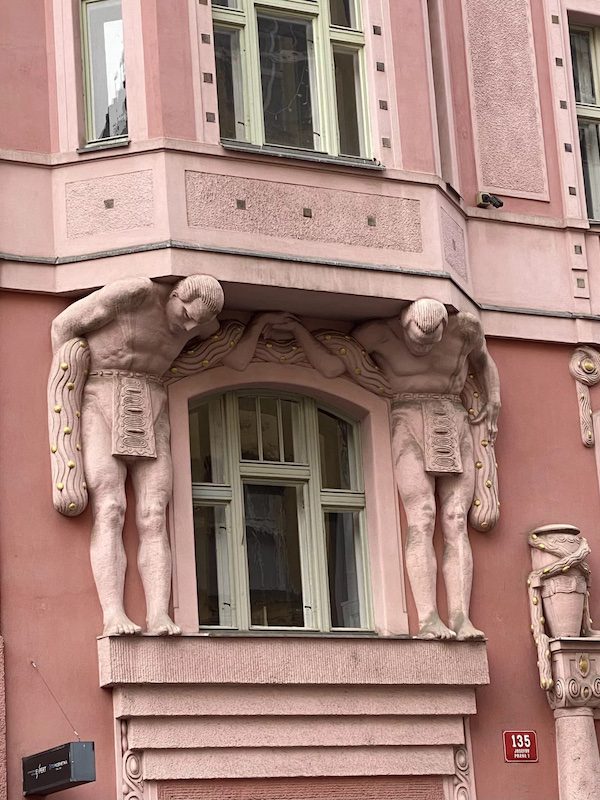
220,139,384,171
197,628,382,638
77,137,130,154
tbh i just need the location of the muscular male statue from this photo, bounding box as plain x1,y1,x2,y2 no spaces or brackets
353,299,500,640
50,275,224,636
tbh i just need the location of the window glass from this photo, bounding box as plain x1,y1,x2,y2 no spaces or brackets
84,0,127,141
579,121,600,220
318,409,352,489
189,398,226,483
214,27,245,140
329,0,355,28
258,15,317,149
333,49,361,156
212,0,239,7
244,484,305,627
194,505,231,626
325,511,362,627
570,30,596,105
239,396,259,460
260,397,281,461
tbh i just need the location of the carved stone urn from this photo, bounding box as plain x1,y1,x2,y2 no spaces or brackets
529,524,589,638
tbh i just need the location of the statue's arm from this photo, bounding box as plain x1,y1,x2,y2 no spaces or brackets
283,321,345,378
468,328,501,442
352,320,386,355
51,278,153,352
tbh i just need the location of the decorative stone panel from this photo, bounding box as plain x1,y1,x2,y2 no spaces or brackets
185,172,422,252
65,170,154,238
463,0,548,197
440,209,468,281
548,638,600,710
99,636,488,786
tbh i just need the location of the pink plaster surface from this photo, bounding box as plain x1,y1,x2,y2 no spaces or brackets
440,208,468,280
185,172,423,252
157,776,445,800
65,170,154,238
463,0,547,197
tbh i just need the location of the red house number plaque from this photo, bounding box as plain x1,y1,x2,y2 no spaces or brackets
503,730,538,762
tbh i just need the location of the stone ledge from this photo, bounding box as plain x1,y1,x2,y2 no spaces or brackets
98,635,489,688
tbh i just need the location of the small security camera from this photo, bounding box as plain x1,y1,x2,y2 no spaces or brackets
476,192,504,209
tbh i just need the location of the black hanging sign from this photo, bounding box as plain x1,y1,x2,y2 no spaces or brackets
22,741,95,796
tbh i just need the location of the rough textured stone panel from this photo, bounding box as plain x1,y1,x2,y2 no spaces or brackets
157,776,445,800
441,210,468,280
65,170,154,238
98,636,489,687
185,172,422,252
464,0,547,194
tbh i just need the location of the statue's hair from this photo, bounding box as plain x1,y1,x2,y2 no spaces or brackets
401,298,448,334
174,275,224,315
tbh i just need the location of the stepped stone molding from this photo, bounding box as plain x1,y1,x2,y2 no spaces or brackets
185,171,423,252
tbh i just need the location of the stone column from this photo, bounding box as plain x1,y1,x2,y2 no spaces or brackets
554,708,600,800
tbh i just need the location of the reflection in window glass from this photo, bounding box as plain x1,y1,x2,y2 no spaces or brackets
325,511,362,627
212,0,239,6
329,0,355,28
258,15,317,149
214,27,245,140
260,397,280,461
318,409,352,489
333,49,361,156
189,402,213,483
194,505,231,626
239,396,259,460
84,0,127,141
244,484,304,627
580,121,600,220
570,30,596,105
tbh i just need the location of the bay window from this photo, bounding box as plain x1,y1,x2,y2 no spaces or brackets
211,0,369,159
570,26,600,220
189,391,371,631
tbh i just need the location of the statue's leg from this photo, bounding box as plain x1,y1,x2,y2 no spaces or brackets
392,409,455,640
130,409,181,636
82,387,141,636
437,429,483,640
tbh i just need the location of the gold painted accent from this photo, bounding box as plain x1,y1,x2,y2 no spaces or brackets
481,439,489,447
481,521,488,528
56,482,64,491
67,382,75,391
325,335,331,340
538,543,545,549
67,460,75,469
60,362,68,371
212,334,220,340
473,498,481,507
476,461,483,469
354,368,362,376
578,654,590,676
543,567,550,574
79,340,87,348
76,444,81,451
485,479,492,488
497,501,501,508
473,391,480,398
54,404,62,413
562,565,569,572
532,534,537,539
468,373,474,379
51,444,57,454
582,358,596,374
64,426,72,435
530,624,534,631
68,502,76,511
202,359,210,367
280,356,287,362
468,408,475,416
339,347,347,355
545,650,550,658
266,342,273,349
540,616,545,624
83,482,87,489
583,686,591,699
527,579,531,586
532,596,538,605
75,411,80,418
170,367,178,374
587,431,593,440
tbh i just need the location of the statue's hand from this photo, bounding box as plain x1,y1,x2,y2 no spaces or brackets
256,312,302,336
470,399,500,444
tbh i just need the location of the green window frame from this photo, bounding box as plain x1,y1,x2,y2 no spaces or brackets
189,390,373,632
211,0,371,159
570,25,600,220
81,0,128,145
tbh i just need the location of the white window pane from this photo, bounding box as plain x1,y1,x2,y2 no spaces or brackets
333,49,362,156
318,409,352,489
580,121,600,220
85,0,127,140
329,0,355,28
325,511,363,628
214,27,245,140
244,483,305,627
258,15,318,150
570,30,596,105
194,505,232,626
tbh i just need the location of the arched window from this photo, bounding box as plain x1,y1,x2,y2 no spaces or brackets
188,390,371,631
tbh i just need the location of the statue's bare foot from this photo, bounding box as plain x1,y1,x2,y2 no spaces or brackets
103,612,142,636
453,617,485,641
418,614,457,640
147,614,181,636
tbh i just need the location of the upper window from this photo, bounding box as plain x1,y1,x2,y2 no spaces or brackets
570,26,600,220
189,391,371,631
81,0,128,144
211,0,369,159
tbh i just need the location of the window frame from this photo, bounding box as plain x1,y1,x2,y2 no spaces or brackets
211,0,371,159
80,0,129,146
189,389,371,633
571,24,600,221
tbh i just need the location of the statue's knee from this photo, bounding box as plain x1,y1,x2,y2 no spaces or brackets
442,502,468,529
95,498,125,527
137,499,167,534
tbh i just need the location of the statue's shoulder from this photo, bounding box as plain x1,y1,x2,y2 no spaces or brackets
453,311,483,346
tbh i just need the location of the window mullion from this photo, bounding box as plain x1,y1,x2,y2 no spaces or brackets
313,4,337,155
246,1,265,145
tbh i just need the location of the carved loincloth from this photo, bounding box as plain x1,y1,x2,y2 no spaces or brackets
391,392,465,475
88,370,165,458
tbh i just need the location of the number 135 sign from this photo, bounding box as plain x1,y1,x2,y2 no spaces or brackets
503,730,538,762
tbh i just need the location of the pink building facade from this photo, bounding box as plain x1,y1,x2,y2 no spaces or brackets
3,0,600,798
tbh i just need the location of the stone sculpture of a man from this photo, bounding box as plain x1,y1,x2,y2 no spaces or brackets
49,275,224,636
353,299,500,640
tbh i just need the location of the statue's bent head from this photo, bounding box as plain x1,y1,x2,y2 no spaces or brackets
167,274,225,332
401,298,448,356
